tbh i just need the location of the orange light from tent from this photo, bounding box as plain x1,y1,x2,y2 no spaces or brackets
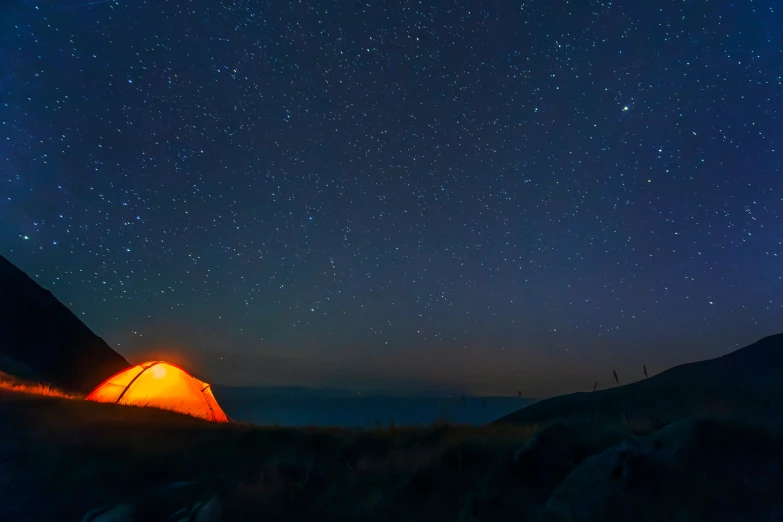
85,361,230,423
150,364,167,379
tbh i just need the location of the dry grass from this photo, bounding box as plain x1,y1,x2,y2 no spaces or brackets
0,389,547,522
2,381,780,522
0,370,78,399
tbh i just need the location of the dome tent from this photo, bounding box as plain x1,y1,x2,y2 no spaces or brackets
85,361,230,422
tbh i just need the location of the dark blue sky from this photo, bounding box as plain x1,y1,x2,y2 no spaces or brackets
1,0,781,397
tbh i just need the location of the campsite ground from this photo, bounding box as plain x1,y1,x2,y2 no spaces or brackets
0,388,543,521
4,385,783,522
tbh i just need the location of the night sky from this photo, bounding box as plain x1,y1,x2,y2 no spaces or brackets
1,0,781,397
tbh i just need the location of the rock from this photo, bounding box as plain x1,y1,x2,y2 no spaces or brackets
81,504,134,522
539,438,647,522
511,419,630,497
82,480,223,522
172,493,223,522
542,418,783,522
193,494,222,522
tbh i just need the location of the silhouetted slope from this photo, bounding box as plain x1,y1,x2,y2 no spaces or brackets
0,255,129,393
494,333,783,428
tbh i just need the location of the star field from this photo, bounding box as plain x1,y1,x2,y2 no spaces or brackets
1,0,782,396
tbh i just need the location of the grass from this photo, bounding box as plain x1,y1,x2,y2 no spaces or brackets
2,383,782,521
1,389,546,521
0,370,78,399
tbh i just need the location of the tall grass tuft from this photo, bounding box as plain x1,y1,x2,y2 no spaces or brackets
0,371,77,399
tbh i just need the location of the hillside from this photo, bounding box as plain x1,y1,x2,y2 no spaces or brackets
0,389,539,521
0,255,129,394
494,333,783,430
2,386,782,522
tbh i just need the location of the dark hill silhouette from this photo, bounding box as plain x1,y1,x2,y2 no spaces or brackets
0,255,129,394
493,333,783,429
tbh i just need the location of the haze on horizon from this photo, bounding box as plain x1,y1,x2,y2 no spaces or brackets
1,0,780,398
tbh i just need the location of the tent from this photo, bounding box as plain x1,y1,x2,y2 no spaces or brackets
85,361,230,422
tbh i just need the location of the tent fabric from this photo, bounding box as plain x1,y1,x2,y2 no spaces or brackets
85,361,230,422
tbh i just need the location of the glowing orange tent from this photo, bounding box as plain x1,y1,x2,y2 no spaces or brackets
85,361,230,422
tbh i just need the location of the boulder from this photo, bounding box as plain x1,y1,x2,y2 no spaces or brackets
542,418,783,522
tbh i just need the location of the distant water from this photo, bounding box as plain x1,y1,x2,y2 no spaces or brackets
213,387,535,427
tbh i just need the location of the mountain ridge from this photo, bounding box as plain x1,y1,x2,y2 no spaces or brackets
0,254,129,393
493,332,783,428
